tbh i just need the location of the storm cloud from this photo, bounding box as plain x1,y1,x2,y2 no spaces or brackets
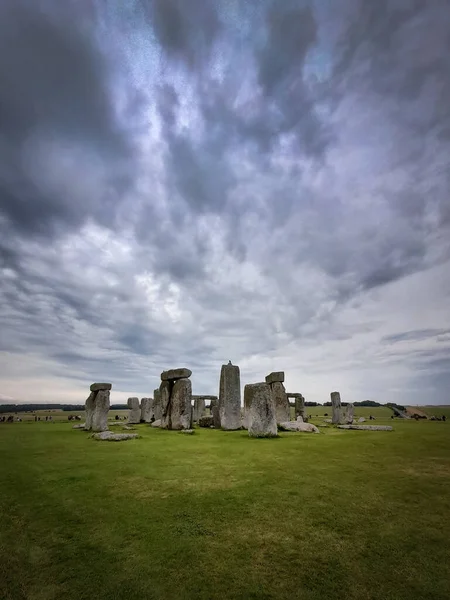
1,0,449,405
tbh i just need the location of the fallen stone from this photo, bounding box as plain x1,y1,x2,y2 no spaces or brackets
90,382,112,392
265,371,285,384
271,380,290,424
324,419,332,424
219,361,241,430
170,378,193,430
279,421,320,433
122,425,137,430
179,429,195,435
358,417,366,423
317,424,329,428
151,419,162,428
245,382,278,438
92,431,139,441
161,368,192,381
338,425,393,431
72,423,86,429
198,416,214,428
127,397,141,424
91,390,110,432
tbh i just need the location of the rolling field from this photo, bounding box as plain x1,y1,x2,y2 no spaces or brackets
1,418,450,600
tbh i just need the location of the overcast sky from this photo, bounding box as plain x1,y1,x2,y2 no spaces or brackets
1,0,449,406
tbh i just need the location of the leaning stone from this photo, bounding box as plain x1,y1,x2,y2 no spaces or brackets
179,429,195,435
337,425,393,431
331,391,342,424
161,368,192,381
72,423,86,429
245,382,278,438
279,421,320,434
151,419,162,428
91,390,110,432
90,382,112,392
198,416,214,428
127,397,141,424
271,381,290,424
265,371,285,384
159,381,172,428
170,378,192,430
219,362,241,430
92,431,138,441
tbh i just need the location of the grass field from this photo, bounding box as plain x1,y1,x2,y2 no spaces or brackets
1,418,449,600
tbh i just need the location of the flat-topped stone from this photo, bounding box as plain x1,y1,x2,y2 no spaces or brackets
90,383,112,392
279,421,320,434
192,395,218,400
92,431,138,441
265,371,285,384
286,392,302,398
161,368,192,381
127,397,141,424
338,425,393,431
245,382,278,438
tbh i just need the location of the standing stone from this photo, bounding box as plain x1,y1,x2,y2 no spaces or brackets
141,397,154,423
85,392,96,431
331,391,342,424
218,361,241,430
127,397,141,424
294,396,305,421
245,382,278,438
210,397,221,428
270,380,290,424
159,381,172,429
91,390,110,432
193,398,206,422
153,389,162,421
346,403,354,424
170,378,193,430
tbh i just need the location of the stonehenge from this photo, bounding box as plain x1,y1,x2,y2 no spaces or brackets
287,393,305,422
218,361,241,430
244,382,278,438
140,397,154,423
331,391,342,424
266,372,290,424
84,383,111,432
127,397,141,424
159,368,193,430
210,397,221,428
192,395,215,422
153,389,162,421
345,403,354,424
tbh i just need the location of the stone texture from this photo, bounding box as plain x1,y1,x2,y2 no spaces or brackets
358,417,366,423
159,380,172,429
72,423,86,429
331,391,342,424
265,371,285,384
179,429,195,435
92,431,138,441
294,395,305,421
151,419,162,428
127,397,141,424
198,415,214,428
219,361,241,430
338,425,393,431
91,390,110,432
161,368,192,381
346,403,354,424
245,382,278,438
210,397,221,428
153,389,162,421
90,382,112,392
84,391,96,430
192,395,218,401
170,378,193,430
279,421,320,434
140,397,154,423
296,415,304,422
193,398,206,422
270,381,290,424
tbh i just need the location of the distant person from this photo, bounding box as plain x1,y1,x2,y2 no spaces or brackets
34,416,37,422
115,415,120,421
442,415,446,422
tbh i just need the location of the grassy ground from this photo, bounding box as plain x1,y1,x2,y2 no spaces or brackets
418,406,450,419
1,420,449,600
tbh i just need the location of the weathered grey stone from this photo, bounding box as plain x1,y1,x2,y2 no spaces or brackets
91,390,110,432
72,423,86,429
337,425,393,431
270,381,290,424
265,371,285,384
279,421,320,434
151,419,162,428
324,419,332,423
160,380,172,428
192,395,218,401
358,417,366,423
127,397,141,424
331,391,342,424
161,368,192,381
193,398,206,422
90,382,112,392
210,397,221,428
84,391,96,430
140,397,154,423
153,389,162,421
198,415,214,428
296,415,304,422
345,403,354,424
179,429,195,435
92,431,138,441
294,395,305,421
245,382,278,438
219,362,241,430
170,378,192,430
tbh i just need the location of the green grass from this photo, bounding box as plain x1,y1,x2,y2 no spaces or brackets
1,421,450,600
418,406,450,419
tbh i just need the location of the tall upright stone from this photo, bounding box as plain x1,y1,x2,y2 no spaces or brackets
91,390,110,432
346,403,354,423
265,373,289,424
85,392,96,431
141,397,154,423
153,388,162,421
295,395,305,421
128,397,141,424
218,361,241,430
171,379,193,430
159,381,172,429
193,398,206,422
210,397,221,428
331,391,342,424
245,382,278,438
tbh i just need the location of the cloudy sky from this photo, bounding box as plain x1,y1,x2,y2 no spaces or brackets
1,0,449,406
